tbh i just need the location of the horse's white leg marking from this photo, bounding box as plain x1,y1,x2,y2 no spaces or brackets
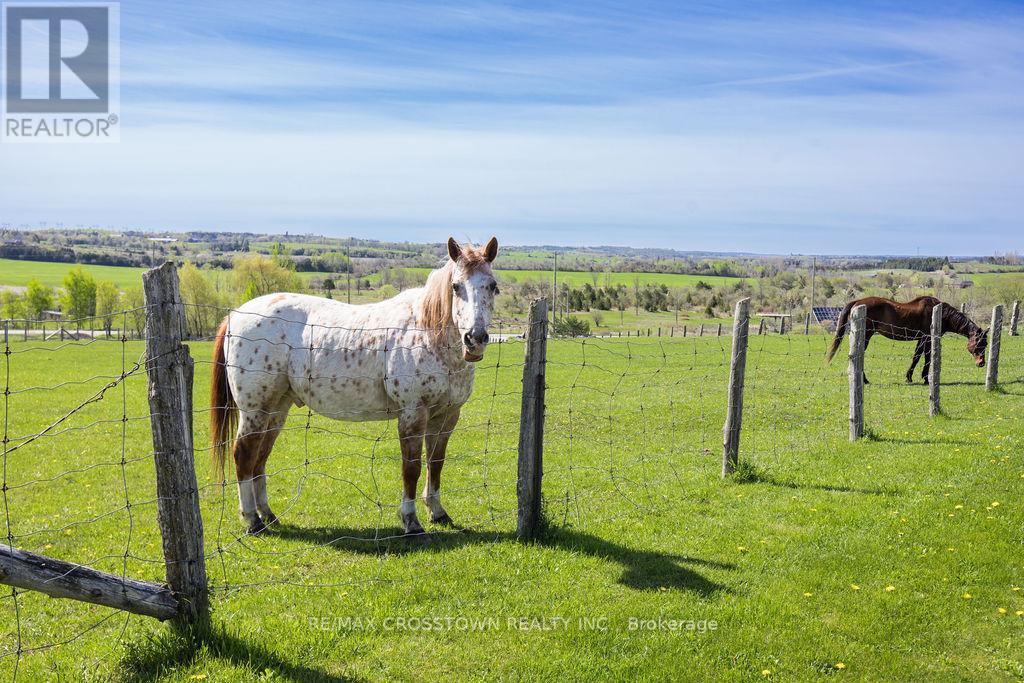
398,407,428,535
254,398,291,524
422,409,458,524
238,478,258,525
422,483,447,523
233,411,268,533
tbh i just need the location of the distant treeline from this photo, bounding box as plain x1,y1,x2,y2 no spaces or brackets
0,243,141,267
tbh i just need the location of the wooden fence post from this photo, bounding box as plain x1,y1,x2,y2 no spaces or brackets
1010,300,1020,337
757,318,765,335
929,304,942,417
717,323,722,337
699,324,704,337
804,313,811,335
143,262,209,623
0,544,177,620
848,304,866,441
722,298,750,477
986,305,1003,391
517,298,548,540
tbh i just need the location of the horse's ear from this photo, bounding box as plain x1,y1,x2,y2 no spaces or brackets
447,237,461,262
484,236,498,262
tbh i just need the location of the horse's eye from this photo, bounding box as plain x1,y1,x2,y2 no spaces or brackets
452,283,462,295
491,283,500,295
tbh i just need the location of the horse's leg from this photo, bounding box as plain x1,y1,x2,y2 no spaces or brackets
233,411,268,534
909,337,925,385
921,337,932,385
398,407,428,536
862,332,873,385
423,408,460,525
252,397,291,529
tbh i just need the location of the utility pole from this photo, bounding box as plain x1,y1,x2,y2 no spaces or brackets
552,252,558,323
346,238,352,304
809,255,816,319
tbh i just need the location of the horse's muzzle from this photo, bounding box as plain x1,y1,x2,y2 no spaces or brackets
463,331,488,362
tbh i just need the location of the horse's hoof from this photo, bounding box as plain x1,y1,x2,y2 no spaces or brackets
431,512,455,526
260,513,279,528
246,522,266,535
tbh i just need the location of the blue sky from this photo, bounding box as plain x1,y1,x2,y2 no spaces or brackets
2,0,1023,254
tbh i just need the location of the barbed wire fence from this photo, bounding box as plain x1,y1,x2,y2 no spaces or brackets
0,261,1020,679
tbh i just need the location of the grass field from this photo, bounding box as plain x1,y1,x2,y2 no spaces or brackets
381,267,747,289
0,259,149,288
964,271,1024,288
1,327,1022,680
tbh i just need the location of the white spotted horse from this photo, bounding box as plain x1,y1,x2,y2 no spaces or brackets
825,295,988,385
211,237,501,536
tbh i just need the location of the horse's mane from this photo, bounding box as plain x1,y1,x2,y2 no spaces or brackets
419,243,492,344
942,304,980,338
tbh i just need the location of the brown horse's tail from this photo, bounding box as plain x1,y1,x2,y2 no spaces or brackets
825,301,856,363
211,316,236,482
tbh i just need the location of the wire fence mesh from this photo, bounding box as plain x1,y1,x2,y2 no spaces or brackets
1,298,1021,680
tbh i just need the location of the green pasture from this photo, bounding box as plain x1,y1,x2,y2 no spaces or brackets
0,259,149,289
965,271,1024,288
377,267,746,289
0,331,1022,681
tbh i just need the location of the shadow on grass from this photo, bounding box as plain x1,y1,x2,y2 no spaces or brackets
874,436,977,447
267,523,732,596
120,620,355,683
729,461,898,497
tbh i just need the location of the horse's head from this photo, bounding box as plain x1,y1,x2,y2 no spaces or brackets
447,236,499,362
968,328,988,367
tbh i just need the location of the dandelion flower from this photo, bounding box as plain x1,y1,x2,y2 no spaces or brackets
761,670,772,677
963,593,973,600
803,592,813,597
850,584,860,591
885,585,895,592
835,662,846,670
998,607,1007,614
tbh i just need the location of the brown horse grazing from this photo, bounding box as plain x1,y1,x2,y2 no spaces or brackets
825,296,988,385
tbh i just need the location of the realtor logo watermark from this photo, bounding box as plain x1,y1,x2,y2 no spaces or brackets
2,1,119,142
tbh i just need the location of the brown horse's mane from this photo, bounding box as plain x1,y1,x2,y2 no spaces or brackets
941,304,980,339
419,243,493,343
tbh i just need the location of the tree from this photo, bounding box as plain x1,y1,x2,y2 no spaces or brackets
95,281,122,334
180,262,225,337
553,315,590,337
122,286,146,338
60,267,97,321
233,254,304,304
24,279,54,319
1,290,26,320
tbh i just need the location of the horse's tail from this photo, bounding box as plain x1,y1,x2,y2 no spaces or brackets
825,301,856,363
211,316,236,482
